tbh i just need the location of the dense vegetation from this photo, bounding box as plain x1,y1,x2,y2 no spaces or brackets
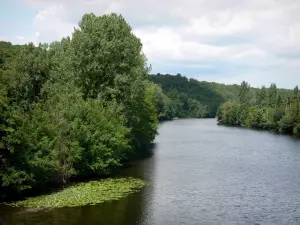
217,81,300,136
150,73,243,118
0,13,160,197
150,73,294,119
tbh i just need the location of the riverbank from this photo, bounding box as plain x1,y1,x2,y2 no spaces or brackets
217,101,300,137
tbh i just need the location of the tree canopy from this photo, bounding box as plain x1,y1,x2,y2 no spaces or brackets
0,13,158,197
150,73,294,120
217,82,300,136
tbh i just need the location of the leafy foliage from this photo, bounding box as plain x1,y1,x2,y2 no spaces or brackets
150,73,294,119
217,82,300,136
0,13,158,196
149,73,220,118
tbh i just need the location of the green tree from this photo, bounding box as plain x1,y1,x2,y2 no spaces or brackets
256,85,268,107
217,101,241,125
187,98,208,118
278,113,294,133
70,13,157,152
239,81,251,106
268,83,278,108
217,81,300,136
71,13,147,100
293,85,299,102
243,106,262,128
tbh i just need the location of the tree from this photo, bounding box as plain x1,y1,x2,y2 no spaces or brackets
243,106,262,128
293,86,299,102
70,13,158,153
187,98,208,118
256,85,268,107
71,13,147,100
278,113,294,133
276,95,283,107
217,81,299,135
239,81,251,106
217,101,241,125
268,83,278,108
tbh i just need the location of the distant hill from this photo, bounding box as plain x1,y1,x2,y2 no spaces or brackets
149,73,238,117
149,73,293,117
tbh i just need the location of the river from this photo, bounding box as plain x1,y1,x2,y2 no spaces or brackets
1,119,300,225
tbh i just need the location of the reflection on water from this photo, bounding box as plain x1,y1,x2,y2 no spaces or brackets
1,119,300,225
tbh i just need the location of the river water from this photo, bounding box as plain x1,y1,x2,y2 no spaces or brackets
1,119,300,225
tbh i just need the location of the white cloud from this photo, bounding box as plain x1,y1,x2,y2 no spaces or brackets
231,47,267,60
17,0,300,87
0,36,9,42
33,4,75,43
16,36,25,40
186,11,254,37
134,27,230,62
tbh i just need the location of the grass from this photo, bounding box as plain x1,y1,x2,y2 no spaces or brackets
8,178,145,208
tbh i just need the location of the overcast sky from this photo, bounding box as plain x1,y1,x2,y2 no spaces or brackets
1,0,300,88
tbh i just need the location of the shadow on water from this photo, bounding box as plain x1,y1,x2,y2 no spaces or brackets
0,143,158,225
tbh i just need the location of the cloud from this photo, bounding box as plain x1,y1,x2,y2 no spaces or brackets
16,36,25,40
32,4,76,43
0,36,9,42
15,0,300,88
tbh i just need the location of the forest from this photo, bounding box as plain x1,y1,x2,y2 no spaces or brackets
150,73,295,120
217,81,300,136
150,73,238,118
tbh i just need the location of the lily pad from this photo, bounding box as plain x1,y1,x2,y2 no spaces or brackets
8,178,145,208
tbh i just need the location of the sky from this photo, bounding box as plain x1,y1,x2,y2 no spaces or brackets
1,0,300,88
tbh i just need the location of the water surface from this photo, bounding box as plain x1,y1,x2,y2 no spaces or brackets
1,119,300,225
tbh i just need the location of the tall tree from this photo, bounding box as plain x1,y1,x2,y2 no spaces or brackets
293,86,299,102
268,83,278,108
239,81,251,106
71,13,147,100
256,85,267,107
70,13,157,152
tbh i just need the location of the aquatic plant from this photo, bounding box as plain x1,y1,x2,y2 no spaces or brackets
9,178,145,208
